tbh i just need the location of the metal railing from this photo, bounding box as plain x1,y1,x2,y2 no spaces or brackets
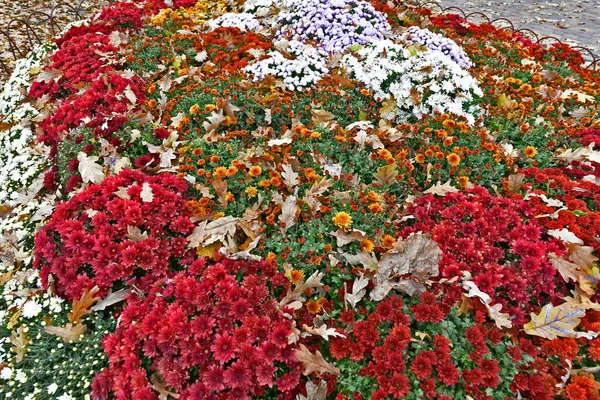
0,0,108,80
413,0,600,71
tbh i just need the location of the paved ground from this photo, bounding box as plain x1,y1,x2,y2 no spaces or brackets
431,0,600,59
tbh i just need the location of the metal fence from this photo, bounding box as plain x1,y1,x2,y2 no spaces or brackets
0,0,108,79
415,0,600,71
1,0,598,81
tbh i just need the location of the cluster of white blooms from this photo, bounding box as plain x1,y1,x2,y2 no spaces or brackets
401,26,473,69
242,0,283,15
244,40,329,91
343,40,483,124
208,12,263,32
0,43,55,121
0,107,48,206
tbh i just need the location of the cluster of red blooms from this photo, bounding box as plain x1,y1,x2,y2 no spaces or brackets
92,258,302,400
34,170,196,300
401,186,567,325
38,73,145,148
142,0,198,14
198,28,273,73
29,2,145,100
515,166,600,252
328,293,509,400
28,32,116,98
507,336,599,399
95,1,147,30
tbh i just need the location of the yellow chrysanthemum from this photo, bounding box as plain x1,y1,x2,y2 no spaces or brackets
245,186,258,197
197,242,221,257
332,211,352,230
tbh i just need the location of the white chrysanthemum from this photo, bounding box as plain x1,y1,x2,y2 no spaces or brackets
47,383,59,395
22,299,43,318
343,40,482,124
57,394,74,400
208,12,263,32
1,367,13,380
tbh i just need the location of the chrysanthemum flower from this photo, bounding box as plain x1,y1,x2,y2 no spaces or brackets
446,152,461,167
332,211,353,229
524,146,537,157
249,165,262,177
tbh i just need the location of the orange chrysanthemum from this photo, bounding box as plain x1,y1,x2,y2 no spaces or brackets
524,146,537,157
361,239,375,252
214,166,228,178
446,153,461,167
189,104,200,114
290,269,305,284
381,234,396,249
249,166,262,177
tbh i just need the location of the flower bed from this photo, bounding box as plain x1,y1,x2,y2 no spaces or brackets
1,0,600,399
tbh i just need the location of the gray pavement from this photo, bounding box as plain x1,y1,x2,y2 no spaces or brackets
430,0,600,59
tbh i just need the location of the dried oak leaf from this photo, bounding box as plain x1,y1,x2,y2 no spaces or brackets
370,233,441,300
524,302,593,340
549,253,580,283
423,180,459,196
373,163,397,186
506,173,526,194
567,244,599,268
296,380,328,400
44,323,87,343
278,195,298,233
68,286,101,324
329,228,367,247
10,325,29,363
295,344,340,376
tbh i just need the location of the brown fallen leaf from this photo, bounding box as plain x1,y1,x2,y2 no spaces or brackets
68,286,101,324
506,173,526,195
44,323,87,343
295,344,340,376
10,325,29,363
373,163,397,186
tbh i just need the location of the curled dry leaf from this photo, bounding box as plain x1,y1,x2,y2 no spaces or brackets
463,281,513,329
345,275,369,309
295,344,341,377
10,325,30,363
329,228,367,247
278,195,298,233
296,380,328,400
302,324,346,341
44,323,87,343
127,226,149,242
91,288,130,311
370,233,441,300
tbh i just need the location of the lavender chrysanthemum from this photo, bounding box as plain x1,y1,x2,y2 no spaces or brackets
275,0,390,53
402,26,473,69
